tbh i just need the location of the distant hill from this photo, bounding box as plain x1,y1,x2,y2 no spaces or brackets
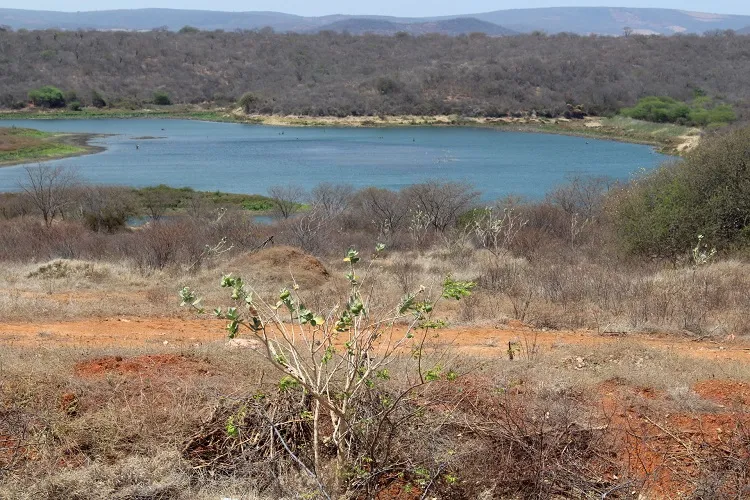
739,26,750,34
1,7,750,35
313,18,516,36
0,8,339,32
469,8,750,35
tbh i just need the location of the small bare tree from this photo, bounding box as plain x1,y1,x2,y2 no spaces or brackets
310,182,353,218
140,186,178,221
357,187,409,240
403,181,479,233
19,165,79,227
473,204,528,258
268,185,305,219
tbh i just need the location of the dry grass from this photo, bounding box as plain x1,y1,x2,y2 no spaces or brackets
1,328,749,498
3,243,750,340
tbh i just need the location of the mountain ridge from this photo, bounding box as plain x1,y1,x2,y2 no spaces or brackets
2,7,750,35
311,18,517,36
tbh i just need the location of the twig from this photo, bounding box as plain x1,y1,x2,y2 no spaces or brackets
601,479,634,499
262,413,331,500
420,462,447,500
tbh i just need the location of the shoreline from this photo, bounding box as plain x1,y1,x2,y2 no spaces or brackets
0,109,698,159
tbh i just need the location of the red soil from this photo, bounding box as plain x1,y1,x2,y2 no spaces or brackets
74,353,212,378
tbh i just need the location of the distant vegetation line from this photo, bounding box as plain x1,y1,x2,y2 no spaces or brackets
1,30,749,120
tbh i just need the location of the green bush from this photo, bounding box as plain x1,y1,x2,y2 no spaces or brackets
67,100,82,111
28,85,65,108
237,92,259,113
152,90,172,106
613,126,750,262
90,90,106,108
621,95,736,127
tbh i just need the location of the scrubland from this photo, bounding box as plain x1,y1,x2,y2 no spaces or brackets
3,128,750,498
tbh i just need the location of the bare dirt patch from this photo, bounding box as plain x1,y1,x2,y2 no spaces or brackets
3,316,750,362
74,354,211,378
694,379,750,407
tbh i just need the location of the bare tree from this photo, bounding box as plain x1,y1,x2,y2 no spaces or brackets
140,187,178,221
19,165,79,228
78,185,136,232
268,185,305,219
310,183,354,218
403,181,479,233
548,175,611,220
357,187,409,237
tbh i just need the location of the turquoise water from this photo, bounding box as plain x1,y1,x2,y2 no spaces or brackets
0,119,665,200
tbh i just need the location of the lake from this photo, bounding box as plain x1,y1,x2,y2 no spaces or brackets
0,119,666,200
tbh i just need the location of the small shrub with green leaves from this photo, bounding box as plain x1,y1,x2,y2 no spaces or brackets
180,245,474,493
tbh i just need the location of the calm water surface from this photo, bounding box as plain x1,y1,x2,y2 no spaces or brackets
0,119,666,199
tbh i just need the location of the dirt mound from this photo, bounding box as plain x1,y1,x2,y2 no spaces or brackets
230,246,330,288
693,379,750,407
74,354,210,378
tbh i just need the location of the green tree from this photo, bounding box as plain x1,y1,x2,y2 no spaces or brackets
152,90,171,105
28,86,65,108
237,92,260,113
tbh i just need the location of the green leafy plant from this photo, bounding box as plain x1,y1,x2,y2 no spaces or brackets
620,95,736,127
28,85,65,108
180,244,475,487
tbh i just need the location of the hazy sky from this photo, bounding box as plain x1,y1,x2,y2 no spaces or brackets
7,0,750,17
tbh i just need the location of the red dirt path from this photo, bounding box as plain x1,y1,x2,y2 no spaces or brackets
2,317,749,363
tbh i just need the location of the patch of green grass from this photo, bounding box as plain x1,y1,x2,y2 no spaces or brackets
599,116,693,138
131,185,275,213
0,142,84,163
0,107,237,123
508,117,695,155
3,127,54,138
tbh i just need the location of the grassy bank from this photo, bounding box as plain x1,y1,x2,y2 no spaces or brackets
0,106,699,155
131,184,275,215
0,126,99,166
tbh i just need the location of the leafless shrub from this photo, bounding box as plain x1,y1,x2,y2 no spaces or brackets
310,183,354,218
403,181,480,233
268,185,305,220
19,165,80,228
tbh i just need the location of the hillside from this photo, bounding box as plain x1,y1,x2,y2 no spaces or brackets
1,7,750,35
1,30,749,120
739,26,750,34
313,18,516,36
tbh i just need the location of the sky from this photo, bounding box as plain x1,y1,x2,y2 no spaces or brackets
4,0,750,17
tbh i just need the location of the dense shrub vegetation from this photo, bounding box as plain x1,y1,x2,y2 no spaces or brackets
620,95,736,126
1,30,749,117
612,126,750,261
